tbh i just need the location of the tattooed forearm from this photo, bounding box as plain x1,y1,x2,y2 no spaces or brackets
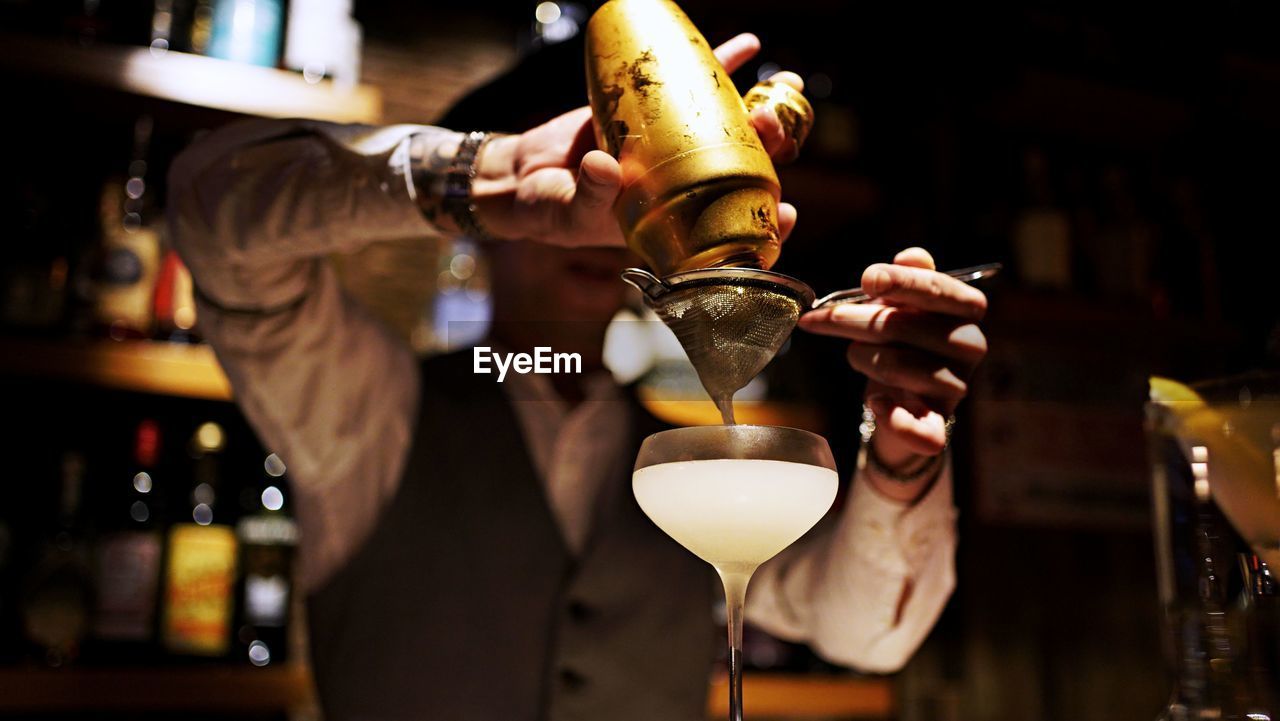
407,128,465,233
403,128,518,239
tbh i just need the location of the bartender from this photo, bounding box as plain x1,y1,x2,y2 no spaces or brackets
169,32,987,721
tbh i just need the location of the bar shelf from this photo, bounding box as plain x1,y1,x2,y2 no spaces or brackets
1,32,382,123
0,336,233,401
0,663,313,712
0,664,890,718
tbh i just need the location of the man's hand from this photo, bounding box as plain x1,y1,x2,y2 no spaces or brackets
473,33,804,247
797,248,989,503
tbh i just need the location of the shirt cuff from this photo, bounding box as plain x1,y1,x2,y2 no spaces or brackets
845,447,957,577
169,120,434,312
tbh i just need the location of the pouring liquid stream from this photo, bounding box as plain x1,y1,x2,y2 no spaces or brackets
715,395,736,425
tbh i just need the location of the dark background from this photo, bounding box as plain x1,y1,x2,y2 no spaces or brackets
3,1,1280,720
353,3,1280,719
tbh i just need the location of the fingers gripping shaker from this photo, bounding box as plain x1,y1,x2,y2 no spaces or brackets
585,0,811,275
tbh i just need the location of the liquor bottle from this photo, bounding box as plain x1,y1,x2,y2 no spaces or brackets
165,0,215,54
1011,146,1072,290
1093,165,1155,302
283,0,363,86
0,183,71,334
207,0,284,68
20,451,94,667
235,452,298,667
91,419,165,659
153,247,199,343
149,0,197,54
161,422,239,658
93,116,162,341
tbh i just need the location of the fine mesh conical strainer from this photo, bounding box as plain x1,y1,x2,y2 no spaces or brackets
621,263,1001,423
621,267,816,422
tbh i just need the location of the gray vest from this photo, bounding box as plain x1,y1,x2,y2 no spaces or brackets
307,350,717,721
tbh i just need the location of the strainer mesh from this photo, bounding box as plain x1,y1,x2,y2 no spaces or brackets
647,282,803,421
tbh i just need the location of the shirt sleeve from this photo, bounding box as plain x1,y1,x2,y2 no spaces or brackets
167,118,439,593
745,448,958,673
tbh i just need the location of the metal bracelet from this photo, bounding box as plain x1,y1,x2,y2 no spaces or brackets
441,130,497,241
860,403,954,484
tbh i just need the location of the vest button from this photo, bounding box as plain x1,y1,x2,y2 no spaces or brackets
559,668,587,691
567,600,593,622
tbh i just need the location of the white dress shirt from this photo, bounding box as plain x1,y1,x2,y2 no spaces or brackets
167,118,958,674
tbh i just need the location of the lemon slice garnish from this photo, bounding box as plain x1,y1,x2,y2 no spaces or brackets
1149,376,1206,406
1151,375,1280,567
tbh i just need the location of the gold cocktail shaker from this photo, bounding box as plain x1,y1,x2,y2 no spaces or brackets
585,0,811,276
591,0,816,425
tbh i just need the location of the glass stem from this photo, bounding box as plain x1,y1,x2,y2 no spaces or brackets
719,569,752,721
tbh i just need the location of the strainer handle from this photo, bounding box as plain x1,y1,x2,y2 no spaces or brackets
812,262,1002,309
620,268,669,300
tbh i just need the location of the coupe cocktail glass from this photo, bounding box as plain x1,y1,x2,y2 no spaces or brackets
633,425,838,721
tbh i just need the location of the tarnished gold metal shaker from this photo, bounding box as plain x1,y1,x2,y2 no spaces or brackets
743,79,813,163
585,0,810,276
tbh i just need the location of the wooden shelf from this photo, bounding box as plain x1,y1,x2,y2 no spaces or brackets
0,337,232,401
708,673,893,719
0,663,312,712
2,32,381,123
0,664,887,718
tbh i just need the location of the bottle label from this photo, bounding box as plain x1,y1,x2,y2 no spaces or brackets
208,0,283,67
154,250,199,336
236,515,299,545
93,531,162,641
102,248,144,286
94,226,161,334
162,524,237,655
